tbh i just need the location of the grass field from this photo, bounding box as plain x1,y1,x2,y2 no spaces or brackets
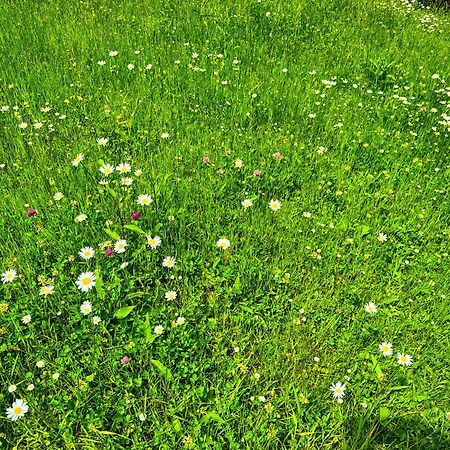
0,0,450,448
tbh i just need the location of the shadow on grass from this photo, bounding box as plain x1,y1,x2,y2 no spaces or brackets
345,416,450,449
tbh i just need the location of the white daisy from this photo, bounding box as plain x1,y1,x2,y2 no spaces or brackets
364,302,377,314
161,132,170,139
26,384,34,391
216,238,230,250
100,164,114,176
39,285,54,297
139,413,147,421
378,233,388,242
241,199,253,208
72,153,84,167
8,385,17,393
268,199,282,211
53,192,64,201
116,163,131,173
75,214,88,223
134,169,143,177
79,247,95,260
18,122,28,129
6,399,29,421
80,300,92,315
21,314,31,324
75,272,96,292
36,360,45,368
137,194,153,206
162,256,176,268
114,240,127,254
97,60,106,66
109,50,118,57
165,291,177,301
146,236,161,249
234,159,243,168
96,137,109,146
121,177,133,186
175,316,186,326
397,353,413,366
330,381,346,399
92,315,101,325
2,269,17,283
154,325,164,335
379,342,393,356
127,63,135,70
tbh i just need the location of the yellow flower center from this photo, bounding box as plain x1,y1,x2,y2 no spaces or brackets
13,406,23,415
81,277,91,286
400,356,407,363
335,388,342,394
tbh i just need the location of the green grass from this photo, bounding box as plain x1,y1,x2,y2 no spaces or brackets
0,0,449,448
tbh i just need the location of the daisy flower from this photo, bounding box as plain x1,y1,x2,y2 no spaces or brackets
8,385,17,393
269,199,282,211
146,235,161,249
97,60,106,66
234,159,243,168
109,50,118,57
216,238,231,250
161,132,170,139
162,256,176,268
75,214,88,223
127,63,135,70
21,314,31,324
79,247,95,260
92,315,101,325
2,269,17,283
154,325,165,335
39,285,54,297
139,413,147,421
76,272,96,292
137,194,152,206
330,381,346,399
121,177,133,186
397,353,413,366
378,233,388,242
96,137,109,146
18,122,28,129
165,291,177,301
114,240,127,254
100,164,114,176
175,316,186,326
6,399,29,421
72,153,84,167
241,199,253,208
134,169,143,177
80,300,92,315
53,192,64,201
26,384,34,391
116,163,131,173
379,342,393,356
364,302,377,314
36,360,45,368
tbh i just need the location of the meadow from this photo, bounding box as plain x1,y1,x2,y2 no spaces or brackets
0,0,449,448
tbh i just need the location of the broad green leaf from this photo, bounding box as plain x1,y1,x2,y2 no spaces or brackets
124,224,146,234
172,417,182,433
105,186,118,198
114,305,136,319
95,269,105,300
151,359,173,381
379,406,390,422
104,228,121,241
360,225,370,236
143,314,156,343
201,411,224,424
